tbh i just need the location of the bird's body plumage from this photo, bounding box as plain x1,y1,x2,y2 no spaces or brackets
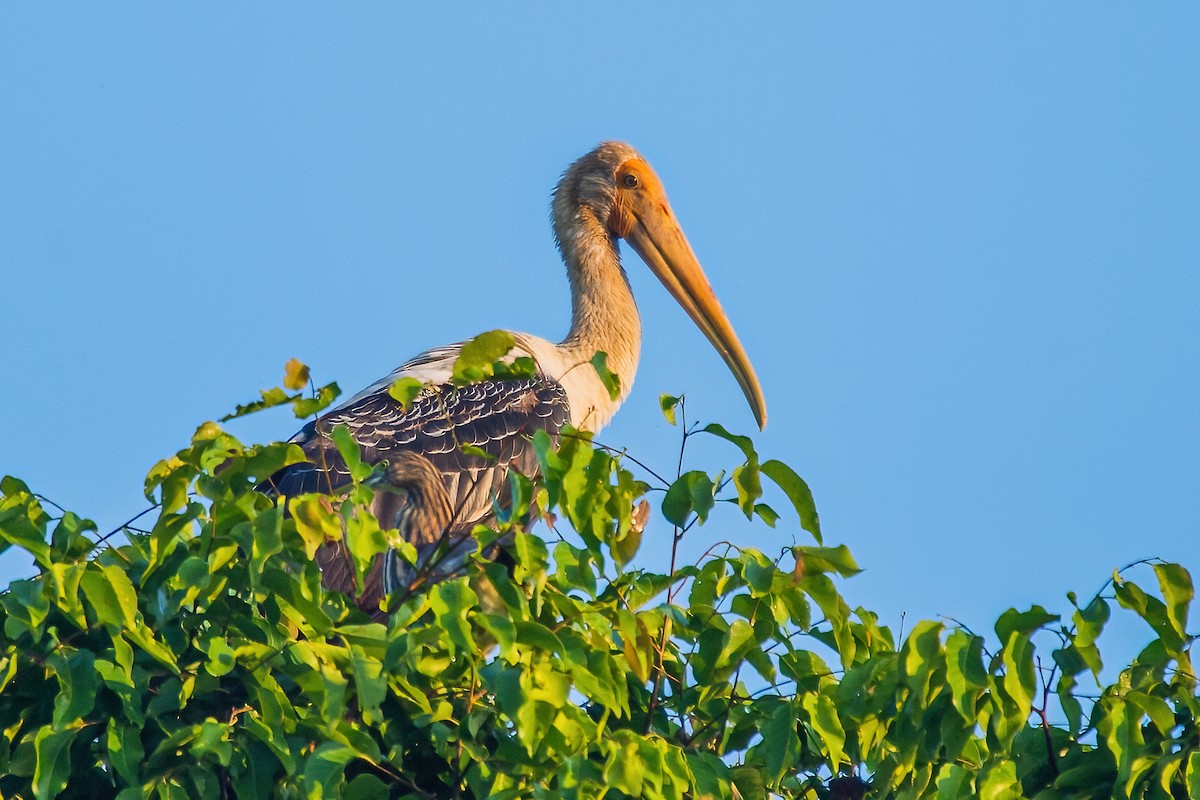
268,338,571,537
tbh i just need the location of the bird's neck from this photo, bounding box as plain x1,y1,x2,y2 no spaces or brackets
558,209,642,402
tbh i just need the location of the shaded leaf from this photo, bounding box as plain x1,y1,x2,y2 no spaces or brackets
662,471,716,528
590,351,622,401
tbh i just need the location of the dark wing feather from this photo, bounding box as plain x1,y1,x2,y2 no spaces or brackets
266,375,570,536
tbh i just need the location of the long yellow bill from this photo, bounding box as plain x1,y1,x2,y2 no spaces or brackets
618,165,767,430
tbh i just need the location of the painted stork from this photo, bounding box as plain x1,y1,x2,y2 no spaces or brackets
267,142,766,599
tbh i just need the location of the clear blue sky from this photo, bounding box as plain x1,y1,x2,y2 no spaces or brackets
2,6,1197,666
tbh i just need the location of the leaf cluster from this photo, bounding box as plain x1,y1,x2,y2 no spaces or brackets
0,383,1195,799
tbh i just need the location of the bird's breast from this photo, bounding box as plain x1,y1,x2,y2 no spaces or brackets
513,333,631,434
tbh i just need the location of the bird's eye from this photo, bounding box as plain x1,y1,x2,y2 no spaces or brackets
621,173,640,189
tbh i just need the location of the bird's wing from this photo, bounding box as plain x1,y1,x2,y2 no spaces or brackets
265,344,570,534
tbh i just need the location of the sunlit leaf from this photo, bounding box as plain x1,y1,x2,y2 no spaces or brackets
1154,562,1192,644
451,330,516,385
994,605,1059,645
330,424,372,482
388,376,425,409
220,386,298,422
283,358,310,391
761,459,821,543
33,727,75,799
659,394,681,426
793,544,861,578
292,381,341,418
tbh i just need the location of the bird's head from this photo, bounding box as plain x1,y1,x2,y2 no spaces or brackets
364,452,453,536
554,141,767,430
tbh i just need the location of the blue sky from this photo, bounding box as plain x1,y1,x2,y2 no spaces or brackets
2,6,1197,668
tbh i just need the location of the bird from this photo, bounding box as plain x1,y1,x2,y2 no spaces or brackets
313,451,455,614
266,141,766,604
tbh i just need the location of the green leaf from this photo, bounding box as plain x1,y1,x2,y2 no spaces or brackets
1126,690,1175,735
1071,595,1110,679
292,382,340,418
328,424,369,482
1154,562,1192,644
731,463,761,518
994,605,1059,645
0,484,52,567
301,742,359,796
387,376,426,409
33,726,75,799
1114,575,1184,656
702,423,759,465
662,471,716,527
344,509,389,596
459,443,498,462
610,517,643,570
80,562,140,629
220,385,299,422
760,701,801,784
283,357,310,391
977,759,1019,800
999,632,1036,742
344,774,389,800
3,578,50,640
107,723,145,785
590,351,621,401
49,511,96,561
261,568,334,637
0,474,32,497
452,330,516,385
686,753,731,800
289,494,340,560
604,735,645,796
494,354,539,380
802,692,847,770
659,394,681,426
203,636,237,678
431,579,479,654
754,502,779,527
779,650,830,690
729,765,767,800
945,629,987,720
761,459,821,543
48,649,96,728
794,544,861,577
515,620,565,656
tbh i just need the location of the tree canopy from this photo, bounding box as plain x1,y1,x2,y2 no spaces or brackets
0,360,1195,799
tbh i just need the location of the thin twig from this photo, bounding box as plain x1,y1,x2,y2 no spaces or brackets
93,504,160,549
647,402,692,732
561,432,671,488
33,494,67,515
1032,655,1060,778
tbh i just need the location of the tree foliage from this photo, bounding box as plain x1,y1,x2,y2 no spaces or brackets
0,367,1196,799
